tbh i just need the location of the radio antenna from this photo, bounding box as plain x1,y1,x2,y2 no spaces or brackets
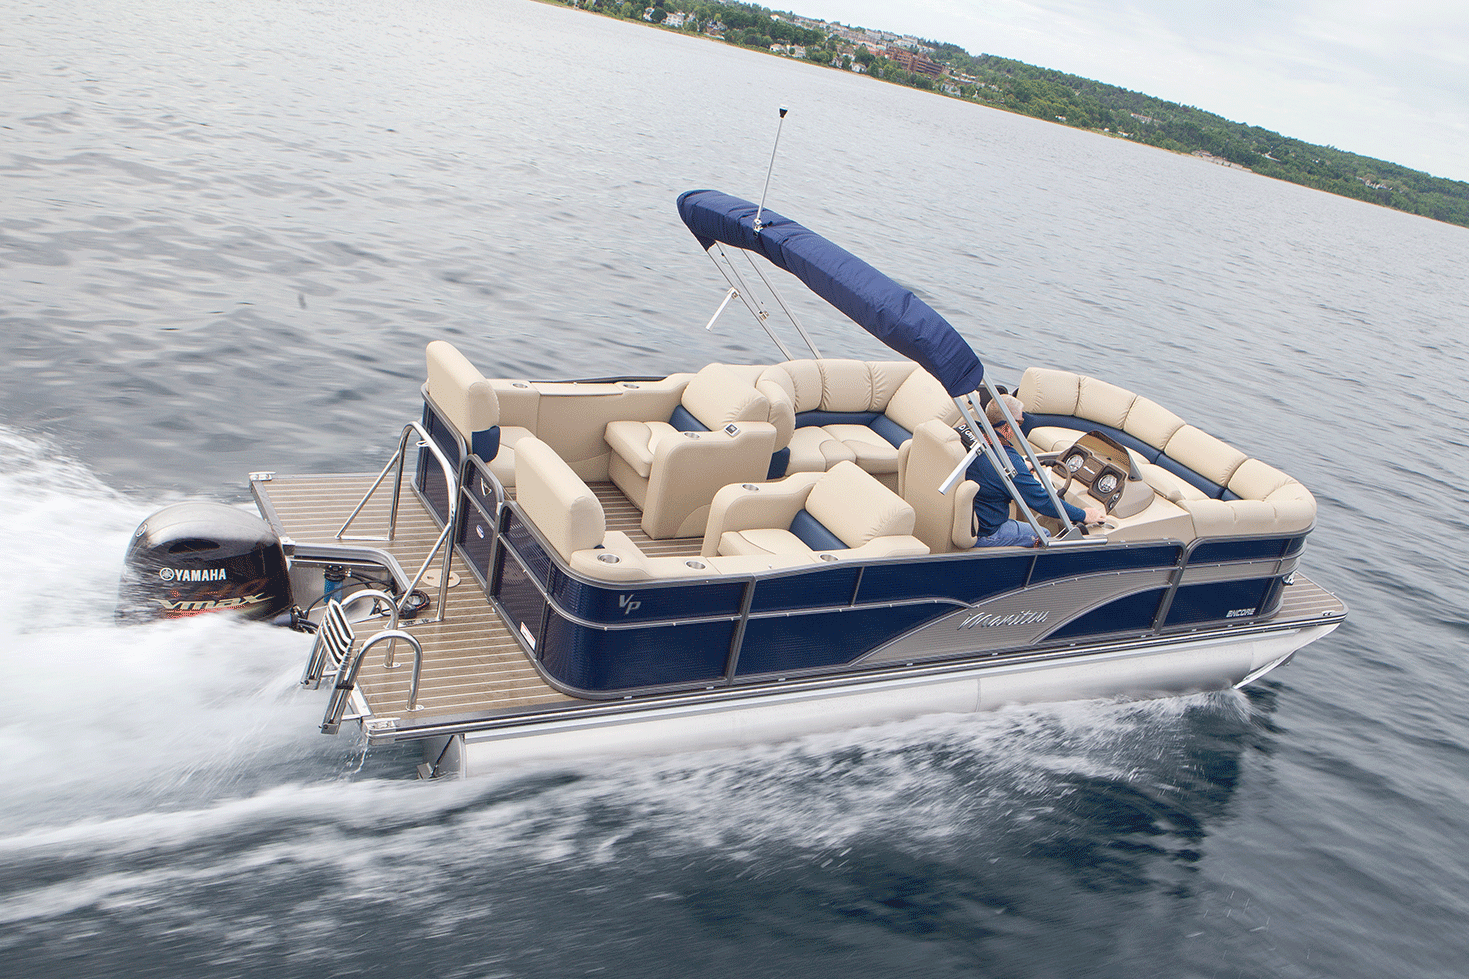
753,106,788,234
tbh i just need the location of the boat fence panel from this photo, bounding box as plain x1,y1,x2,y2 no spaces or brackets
416,399,463,528
455,456,502,589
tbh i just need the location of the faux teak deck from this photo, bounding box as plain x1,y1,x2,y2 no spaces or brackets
254,471,708,734
254,471,1342,743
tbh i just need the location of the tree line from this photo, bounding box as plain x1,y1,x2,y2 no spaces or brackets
557,0,1469,229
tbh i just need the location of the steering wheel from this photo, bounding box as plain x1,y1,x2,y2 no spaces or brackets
1050,460,1075,500
1052,445,1091,500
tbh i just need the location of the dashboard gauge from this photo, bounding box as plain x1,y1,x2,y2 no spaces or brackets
1095,472,1119,496
1064,451,1086,473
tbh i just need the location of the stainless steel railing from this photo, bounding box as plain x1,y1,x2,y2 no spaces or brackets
336,421,460,624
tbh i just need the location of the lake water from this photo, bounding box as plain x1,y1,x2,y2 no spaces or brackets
3,0,1468,976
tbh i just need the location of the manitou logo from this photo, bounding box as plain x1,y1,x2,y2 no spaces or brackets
151,593,268,613
957,609,1050,630
159,567,228,583
618,594,642,615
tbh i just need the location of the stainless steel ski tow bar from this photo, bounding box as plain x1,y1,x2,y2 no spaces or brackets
753,106,788,234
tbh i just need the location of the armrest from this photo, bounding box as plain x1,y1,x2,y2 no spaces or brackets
569,531,717,582
951,481,979,549
641,421,779,540
830,535,930,559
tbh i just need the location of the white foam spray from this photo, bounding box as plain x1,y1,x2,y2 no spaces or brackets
0,425,1254,953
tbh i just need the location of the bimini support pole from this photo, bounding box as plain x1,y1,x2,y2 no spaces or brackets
940,378,1083,546
700,243,798,361
739,250,823,359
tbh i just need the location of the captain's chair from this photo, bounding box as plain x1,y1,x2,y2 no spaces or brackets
898,420,980,553
604,364,778,539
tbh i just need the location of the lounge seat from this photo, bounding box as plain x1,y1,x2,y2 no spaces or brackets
1017,367,1316,537
604,363,778,539
425,340,534,488
757,359,959,488
515,436,757,581
701,461,928,560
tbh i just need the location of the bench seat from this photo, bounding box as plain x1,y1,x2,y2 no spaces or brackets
1018,367,1316,537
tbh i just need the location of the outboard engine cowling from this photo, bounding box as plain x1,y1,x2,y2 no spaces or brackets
117,502,293,624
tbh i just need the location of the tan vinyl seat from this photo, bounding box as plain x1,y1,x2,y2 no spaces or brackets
701,461,928,560
514,437,606,561
758,359,959,489
425,340,534,488
898,420,980,553
604,364,778,539
1017,366,1317,538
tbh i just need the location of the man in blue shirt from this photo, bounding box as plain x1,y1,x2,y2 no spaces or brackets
967,394,1103,547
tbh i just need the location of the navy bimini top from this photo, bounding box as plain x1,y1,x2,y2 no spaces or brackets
677,189,985,397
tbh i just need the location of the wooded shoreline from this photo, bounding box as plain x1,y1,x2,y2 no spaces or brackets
554,0,1469,230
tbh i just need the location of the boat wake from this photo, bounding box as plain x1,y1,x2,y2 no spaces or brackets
0,427,1266,974
0,428,369,828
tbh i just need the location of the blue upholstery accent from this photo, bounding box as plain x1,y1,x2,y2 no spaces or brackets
1019,412,1243,499
789,509,847,550
1154,454,1228,499
668,404,709,432
471,426,501,461
1021,414,1162,463
795,409,879,429
794,410,910,448
868,414,911,448
767,447,790,480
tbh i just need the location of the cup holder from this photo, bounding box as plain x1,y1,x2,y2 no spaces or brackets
597,553,621,564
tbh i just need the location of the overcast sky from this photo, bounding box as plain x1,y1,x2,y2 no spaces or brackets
790,0,1469,183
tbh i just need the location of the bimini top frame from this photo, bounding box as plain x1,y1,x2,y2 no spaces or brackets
677,188,1084,544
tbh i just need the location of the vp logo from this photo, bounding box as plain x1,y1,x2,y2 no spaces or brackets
618,593,642,616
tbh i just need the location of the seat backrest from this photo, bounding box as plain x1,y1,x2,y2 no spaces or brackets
1159,425,1249,498
901,420,979,552
514,437,605,560
676,363,771,431
761,359,916,415
883,368,960,434
1225,458,1317,530
805,461,915,547
426,340,499,435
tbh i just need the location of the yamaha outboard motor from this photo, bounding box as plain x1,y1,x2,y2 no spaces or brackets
117,502,293,624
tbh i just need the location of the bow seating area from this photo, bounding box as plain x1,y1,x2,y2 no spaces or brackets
1019,367,1316,537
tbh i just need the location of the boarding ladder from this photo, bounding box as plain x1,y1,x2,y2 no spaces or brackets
304,594,426,735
